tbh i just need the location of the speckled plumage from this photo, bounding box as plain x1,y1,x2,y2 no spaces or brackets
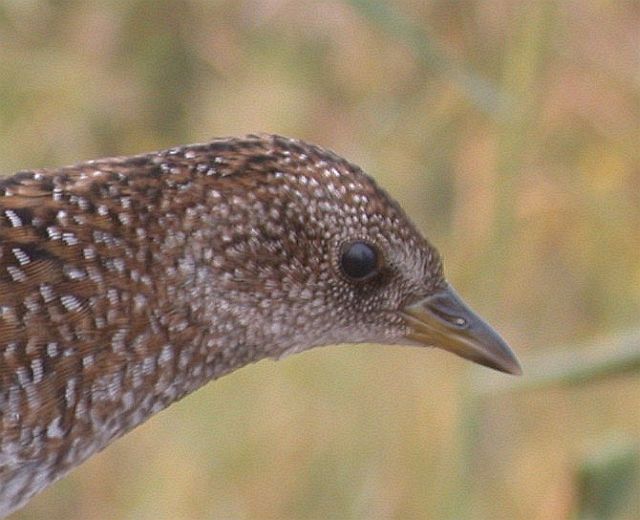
0,134,520,516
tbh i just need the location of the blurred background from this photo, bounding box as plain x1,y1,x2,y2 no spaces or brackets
1,1,638,519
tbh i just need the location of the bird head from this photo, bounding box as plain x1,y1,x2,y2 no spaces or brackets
0,133,520,517
194,135,521,375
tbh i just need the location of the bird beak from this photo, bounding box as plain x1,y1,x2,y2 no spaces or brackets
401,284,522,375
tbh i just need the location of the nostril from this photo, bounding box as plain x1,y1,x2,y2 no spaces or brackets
425,303,469,329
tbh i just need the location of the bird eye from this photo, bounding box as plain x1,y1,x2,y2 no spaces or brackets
340,241,380,281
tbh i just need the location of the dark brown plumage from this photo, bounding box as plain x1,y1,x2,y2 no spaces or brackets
0,134,520,516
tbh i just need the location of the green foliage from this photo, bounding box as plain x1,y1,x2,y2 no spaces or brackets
576,441,640,520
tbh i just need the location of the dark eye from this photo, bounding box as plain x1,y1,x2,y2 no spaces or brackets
340,241,380,281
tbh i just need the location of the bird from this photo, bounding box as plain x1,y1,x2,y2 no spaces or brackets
0,134,521,516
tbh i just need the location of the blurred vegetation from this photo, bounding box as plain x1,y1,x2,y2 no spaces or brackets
0,1,638,519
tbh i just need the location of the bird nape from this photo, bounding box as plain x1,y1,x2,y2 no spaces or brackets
0,134,521,516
